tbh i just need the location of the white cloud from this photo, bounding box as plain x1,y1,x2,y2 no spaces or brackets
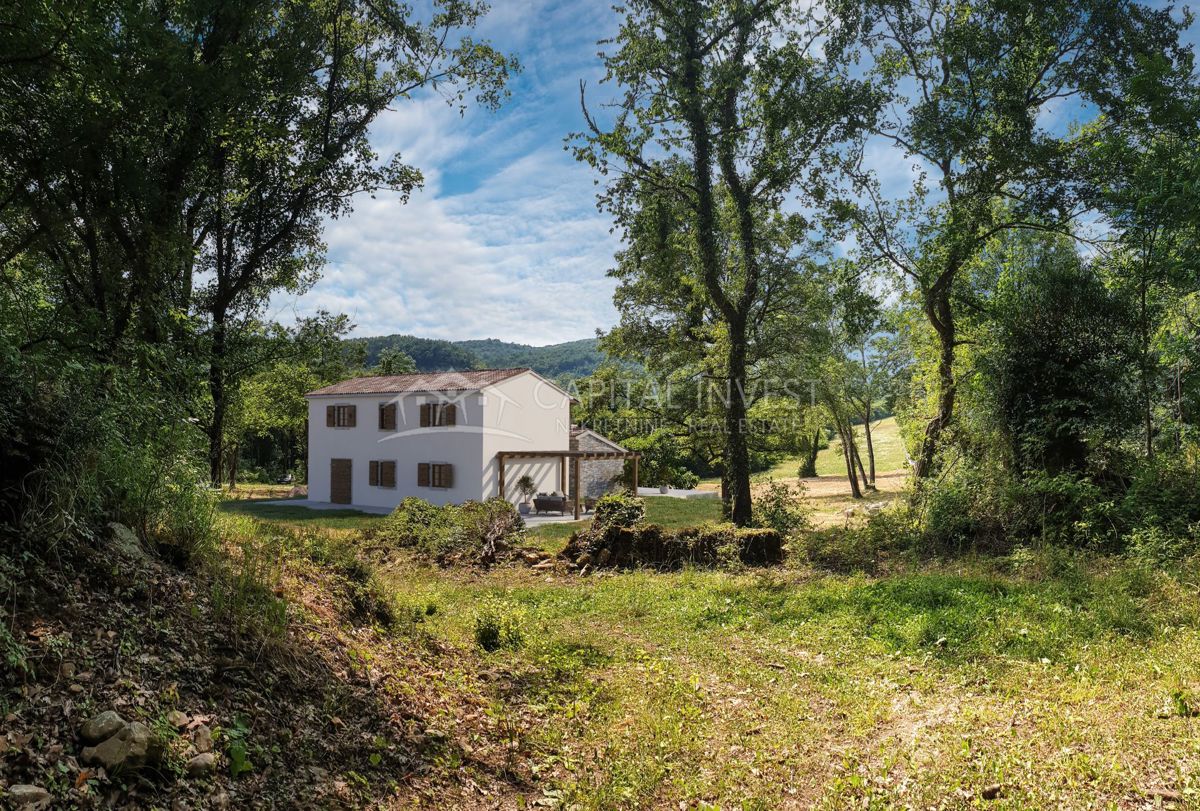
269,0,622,346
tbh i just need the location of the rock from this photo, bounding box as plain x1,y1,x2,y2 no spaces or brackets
192,724,213,754
981,784,1003,800
8,785,52,808
80,710,126,745
107,521,147,560
186,752,217,778
532,559,555,570
166,710,189,730
81,720,159,772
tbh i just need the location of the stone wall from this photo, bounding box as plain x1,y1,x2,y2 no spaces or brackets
570,431,627,498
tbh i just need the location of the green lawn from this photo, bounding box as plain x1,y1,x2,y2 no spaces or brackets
222,494,724,551
524,495,724,550
231,491,1200,807
374,553,1200,808
753,416,908,480
218,499,386,531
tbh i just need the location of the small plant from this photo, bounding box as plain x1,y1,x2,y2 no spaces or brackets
473,596,526,652
221,714,255,778
515,474,537,504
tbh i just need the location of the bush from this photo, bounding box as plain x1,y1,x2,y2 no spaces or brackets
752,479,811,537
918,466,1115,554
0,341,217,561
473,597,526,652
369,497,525,565
591,492,645,529
800,506,918,573
1122,454,1200,543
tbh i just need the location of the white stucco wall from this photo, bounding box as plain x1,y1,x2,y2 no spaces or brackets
306,371,572,508
306,390,487,508
480,371,572,504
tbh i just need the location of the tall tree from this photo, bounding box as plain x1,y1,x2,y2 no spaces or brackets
831,0,1194,480
574,0,869,524
190,0,515,484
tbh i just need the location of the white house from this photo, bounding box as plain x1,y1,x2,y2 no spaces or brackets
305,367,637,514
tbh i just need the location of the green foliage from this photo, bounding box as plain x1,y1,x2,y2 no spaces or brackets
221,715,255,779
351,334,608,379
751,480,811,537
0,337,217,558
514,474,538,502
369,497,525,563
801,507,919,573
375,347,417,376
976,235,1138,474
473,597,526,653
591,493,646,529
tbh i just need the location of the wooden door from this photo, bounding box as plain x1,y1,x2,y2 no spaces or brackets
330,459,352,504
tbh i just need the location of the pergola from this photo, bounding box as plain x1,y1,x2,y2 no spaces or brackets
496,449,641,520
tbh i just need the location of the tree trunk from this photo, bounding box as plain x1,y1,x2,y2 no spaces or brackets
862,410,876,486
914,284,956,479
799,428,820,478
852,435,871,491
839,421,863,499
724,324,753,526
207,314,226,487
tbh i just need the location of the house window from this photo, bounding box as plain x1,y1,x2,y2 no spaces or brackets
325,404,356,428
378,402,397,431
369,460,396,488
419,402,457,427
417,462,453,489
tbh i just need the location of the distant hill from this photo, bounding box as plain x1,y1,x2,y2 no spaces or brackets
348,334,607,379
455,338,604,378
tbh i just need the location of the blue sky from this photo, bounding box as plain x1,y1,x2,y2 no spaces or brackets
270,0,1198,347
270,0,624,346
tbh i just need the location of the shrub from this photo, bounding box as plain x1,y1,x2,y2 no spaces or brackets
473,597,526,652
800,506,917,573
919,466,1114,554
591,492,645,529
369,497,525,565
752,479,811,537
1121,454,1200,546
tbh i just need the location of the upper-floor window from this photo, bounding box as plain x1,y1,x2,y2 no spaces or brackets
379,402,397,430
419,402,457,427
325,404,356,428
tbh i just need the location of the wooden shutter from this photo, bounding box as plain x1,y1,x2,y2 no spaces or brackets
379,403,396,430
369,460,379,486
380,461,396,488
345,405,356,427
441,464,453,488
444,403,457,426
417,462,430,487
326,405,335,427
419,403,430,427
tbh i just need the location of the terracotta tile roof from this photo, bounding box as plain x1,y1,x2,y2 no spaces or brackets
306,367,529,397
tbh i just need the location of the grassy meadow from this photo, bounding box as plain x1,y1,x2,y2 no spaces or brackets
223,485,1200,809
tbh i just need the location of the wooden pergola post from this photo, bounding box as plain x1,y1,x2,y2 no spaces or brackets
572,456,581,520
498,454,506,500
560,456,567,494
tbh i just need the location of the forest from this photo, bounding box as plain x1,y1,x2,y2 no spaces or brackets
2,0,1200,808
